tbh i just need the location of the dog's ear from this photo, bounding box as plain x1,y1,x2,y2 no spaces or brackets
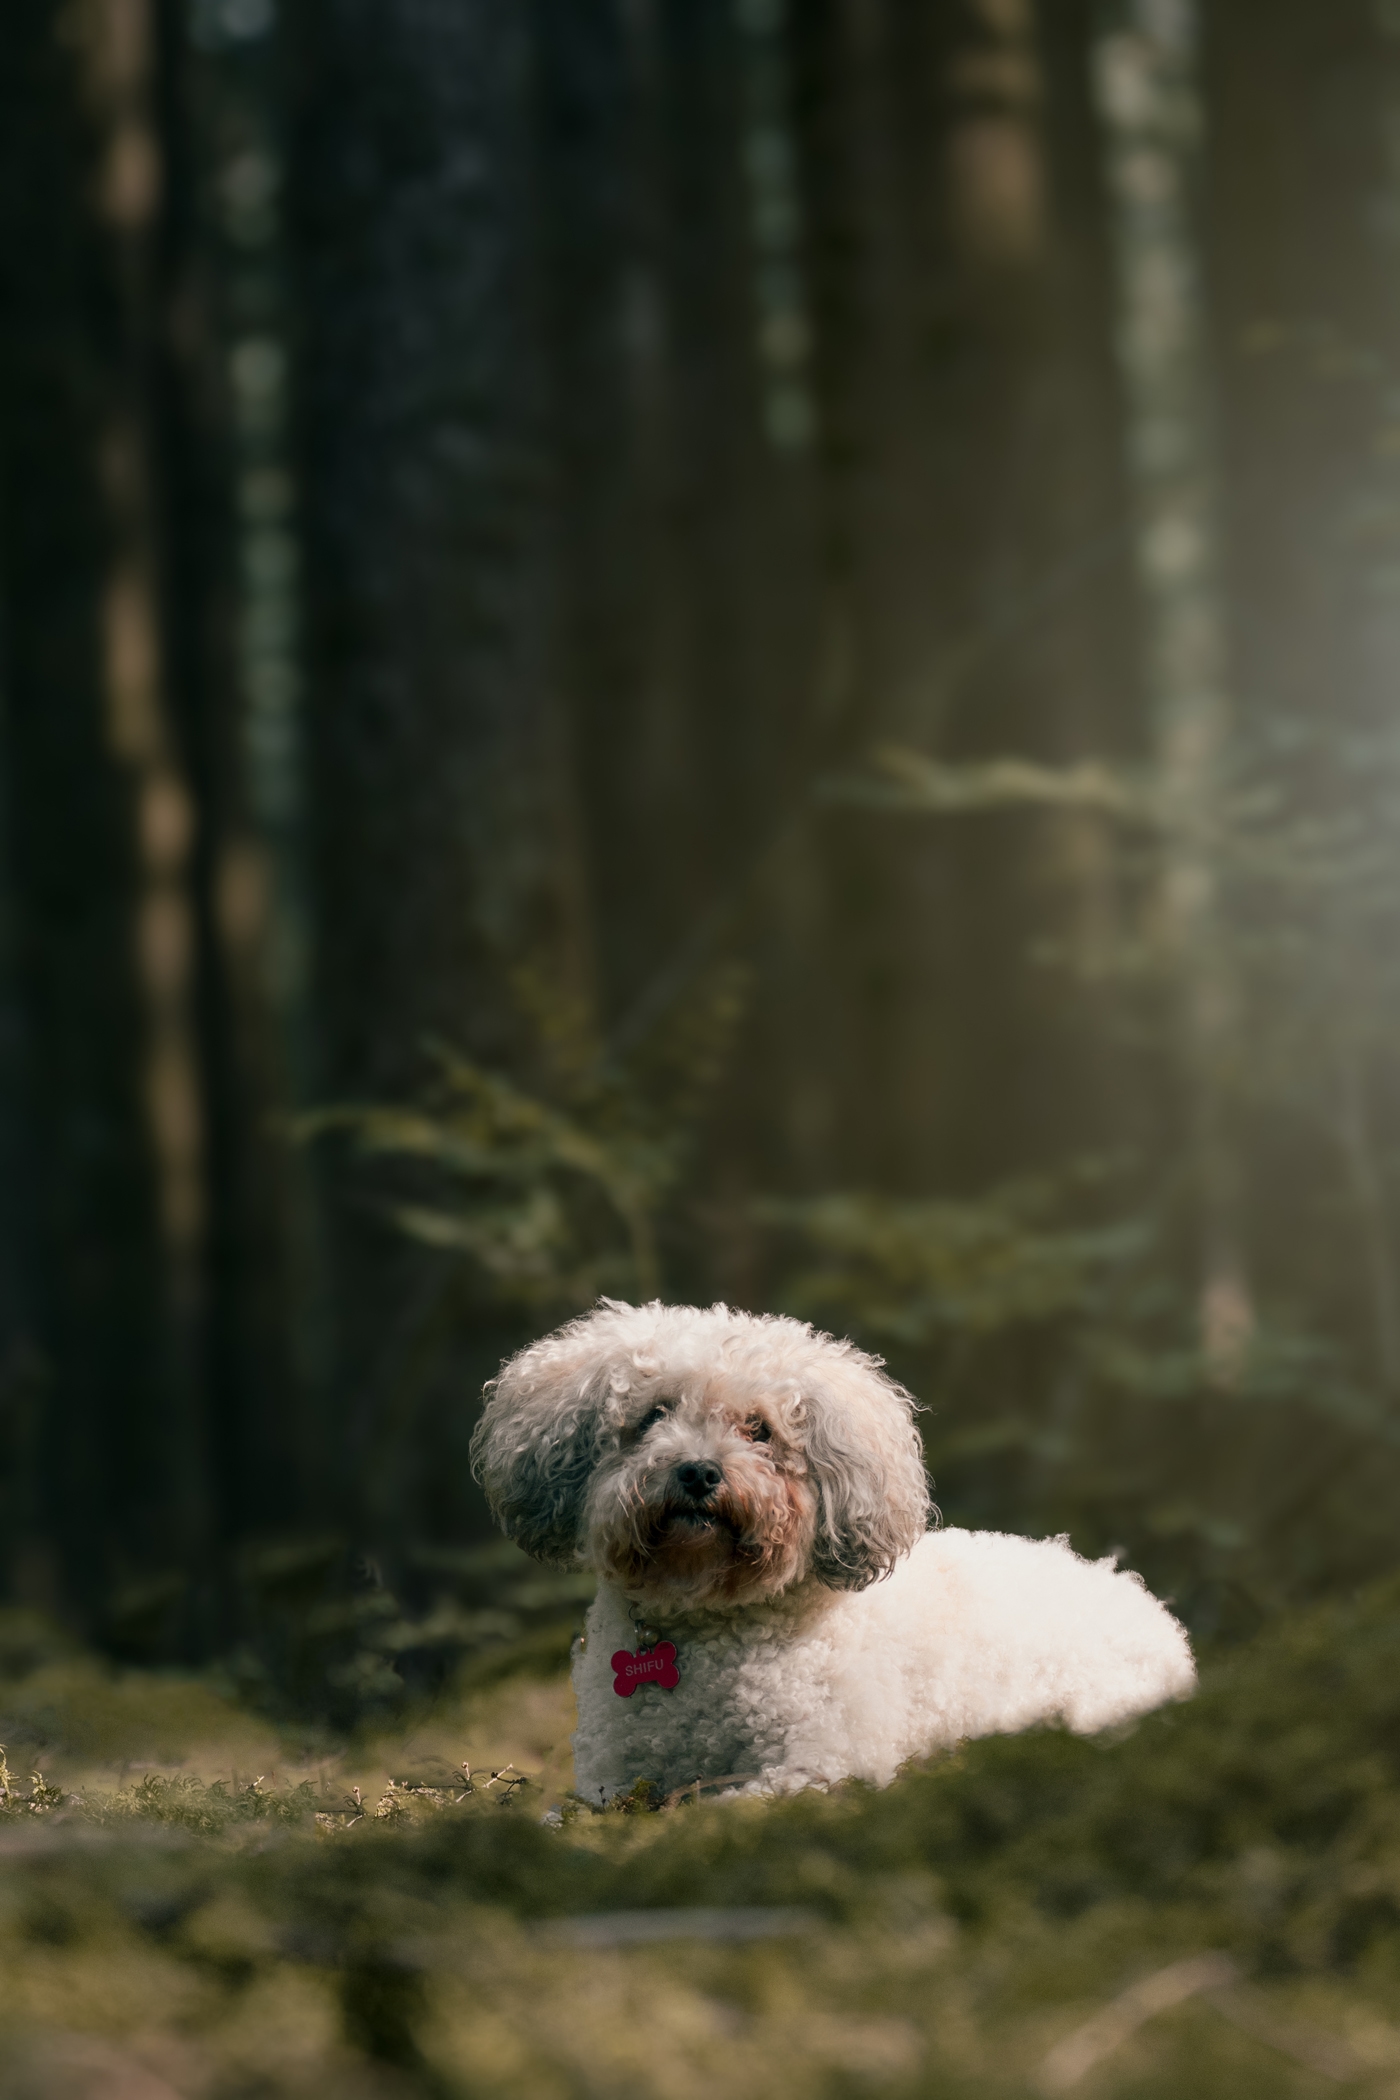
470,1332,606,1566
799,1347,931,1591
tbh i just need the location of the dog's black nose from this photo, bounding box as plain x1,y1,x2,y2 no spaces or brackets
676,1459,722,1501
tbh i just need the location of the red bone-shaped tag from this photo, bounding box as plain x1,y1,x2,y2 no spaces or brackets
611,1641,680,1697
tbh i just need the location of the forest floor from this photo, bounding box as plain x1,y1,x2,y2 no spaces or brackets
3,1580,1400,2100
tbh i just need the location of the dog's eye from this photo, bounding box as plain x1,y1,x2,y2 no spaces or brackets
746,1416,772,1443
634,1404,668,1438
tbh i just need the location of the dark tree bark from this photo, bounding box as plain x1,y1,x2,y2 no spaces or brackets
792,0,1140,1200
289,0,595,1540
0,0,203,1632
534,0,829,1243
153,0,326,1558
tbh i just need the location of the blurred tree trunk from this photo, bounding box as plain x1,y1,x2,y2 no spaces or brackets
0,0,209,1636
793,0,1140,1201
531,0,664,1028
475,0,831,1305
717,0,844,1218
1202,0,1400,1388
1096,0,1252,1380
289,0,596,1543
154,0,327,1558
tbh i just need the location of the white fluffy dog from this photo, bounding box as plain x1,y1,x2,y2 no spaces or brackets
471,1300,1194,1802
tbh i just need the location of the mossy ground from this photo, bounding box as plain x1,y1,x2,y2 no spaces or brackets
4,1583,1400,2098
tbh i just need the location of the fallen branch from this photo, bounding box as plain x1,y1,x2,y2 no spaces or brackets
1037,1955,1240,2092
1036,1953,1368,2092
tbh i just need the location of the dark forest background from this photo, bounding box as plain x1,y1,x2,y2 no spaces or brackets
6,0,1400,1686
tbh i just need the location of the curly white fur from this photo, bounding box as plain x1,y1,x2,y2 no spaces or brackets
472,1300,1195,1801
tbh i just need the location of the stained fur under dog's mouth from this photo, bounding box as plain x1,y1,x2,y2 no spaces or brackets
611,1497,756,1576
654,1502,741,1542
650,1503,751,1553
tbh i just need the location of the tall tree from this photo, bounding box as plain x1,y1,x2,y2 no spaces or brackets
0,0,207,1634
1202,0,1400,1385
794,0,1140,1200
155,0,326,1554
540,0,831,1241
1095,0,1251,1382
289,0,595,1543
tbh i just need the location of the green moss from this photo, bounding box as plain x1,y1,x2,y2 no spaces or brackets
3,1580,1400,2093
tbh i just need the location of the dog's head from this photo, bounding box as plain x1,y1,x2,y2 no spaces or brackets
470,1300,931,1609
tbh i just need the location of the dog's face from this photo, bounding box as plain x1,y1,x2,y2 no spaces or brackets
471,1301,931,1610
582,1376,818,1607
